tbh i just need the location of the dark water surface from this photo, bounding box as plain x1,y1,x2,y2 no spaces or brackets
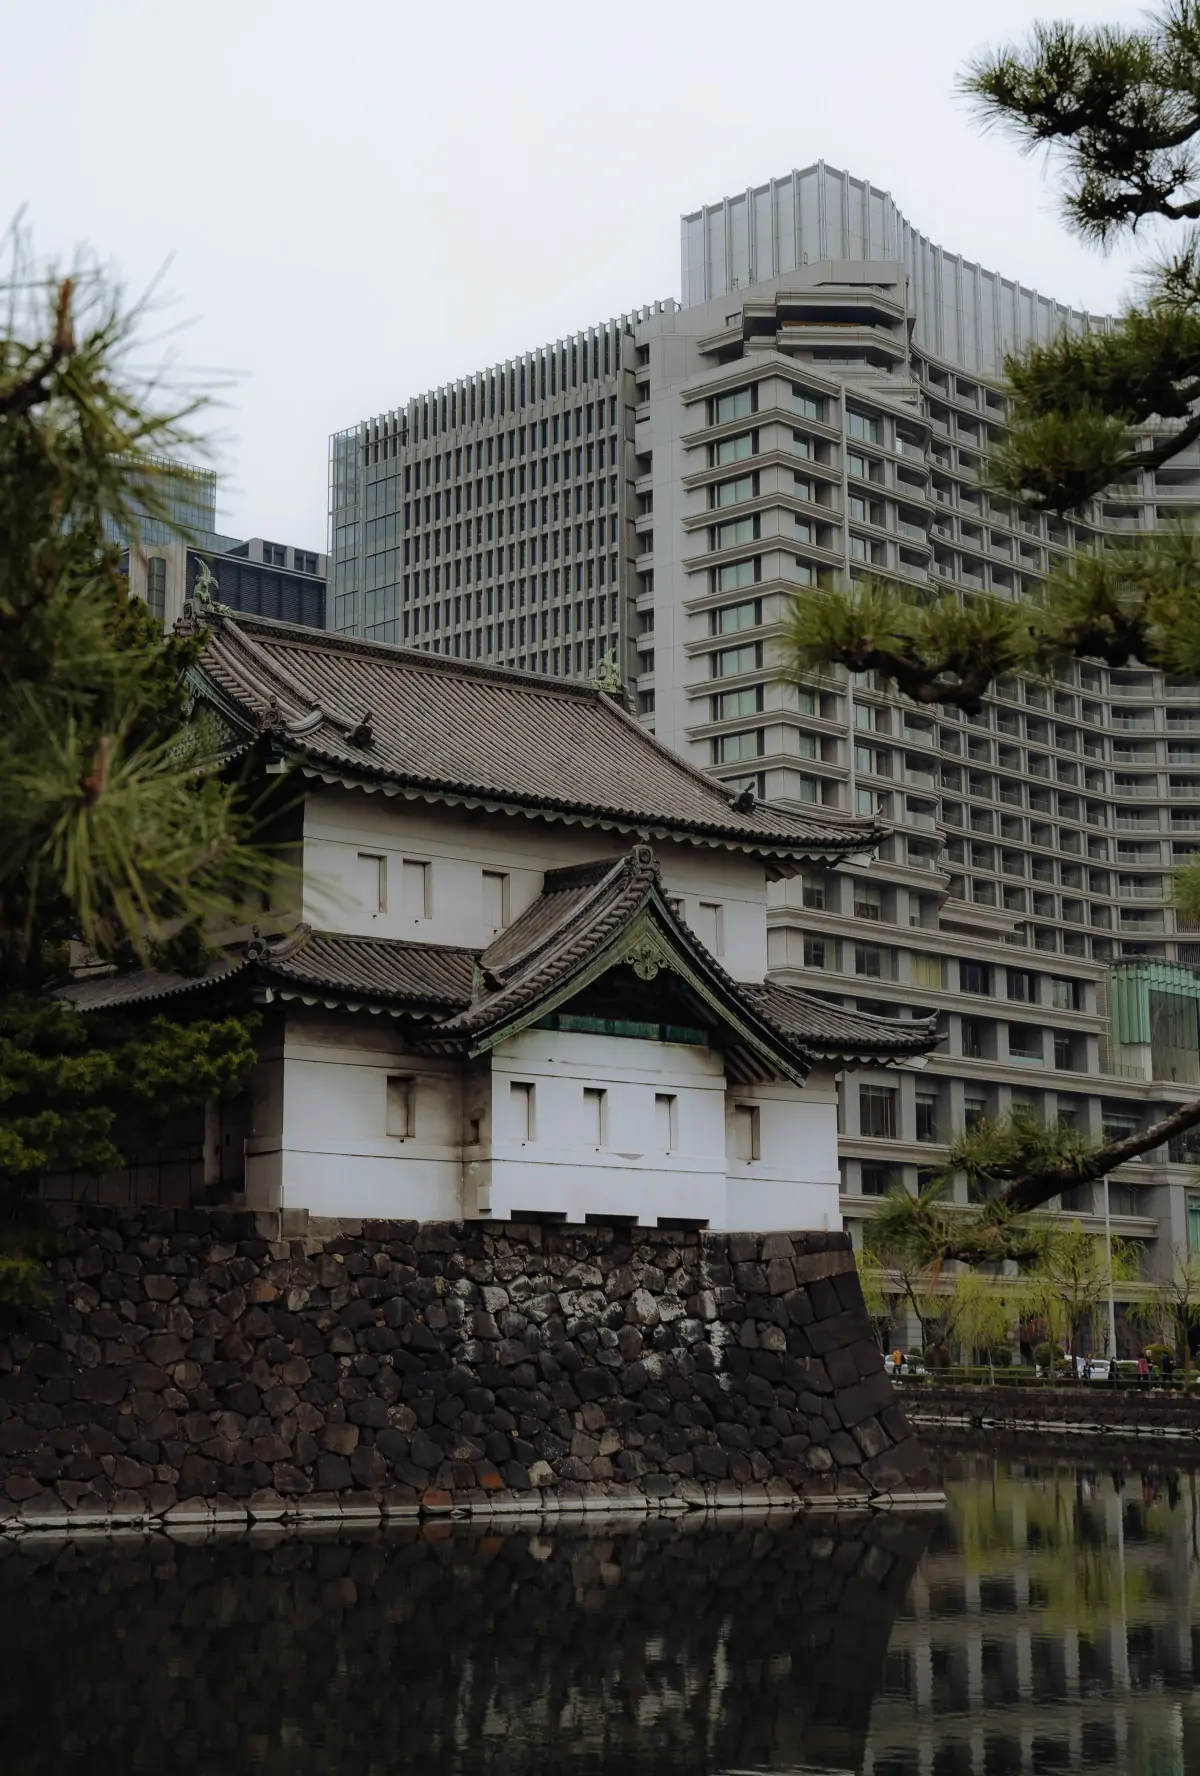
4,1452,1200,1773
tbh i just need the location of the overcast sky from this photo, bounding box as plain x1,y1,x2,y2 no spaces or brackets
4,0,1153,548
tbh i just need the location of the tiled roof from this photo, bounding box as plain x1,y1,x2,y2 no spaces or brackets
266,932,476,1010
56,952,248,1011
56,931,475,1018
193,614,879,867
745,980,939,1063
56,852,934,1069
432,847,672,1045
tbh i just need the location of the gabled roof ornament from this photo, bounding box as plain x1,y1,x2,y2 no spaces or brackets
178,559,233,633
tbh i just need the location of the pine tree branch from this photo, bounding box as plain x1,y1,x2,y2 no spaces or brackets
1002,1097,1200,1214
0,277,72,418
1125,406,1200,471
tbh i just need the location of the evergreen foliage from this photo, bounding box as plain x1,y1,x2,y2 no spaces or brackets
0,232,268,1298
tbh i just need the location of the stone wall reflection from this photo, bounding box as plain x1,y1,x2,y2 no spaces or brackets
0,1511,927,1775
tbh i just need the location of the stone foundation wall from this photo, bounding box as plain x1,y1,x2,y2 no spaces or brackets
907,1382,1200,1442
0,1207,929,1528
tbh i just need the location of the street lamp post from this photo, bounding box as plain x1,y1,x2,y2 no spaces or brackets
1104,1173,1118,1360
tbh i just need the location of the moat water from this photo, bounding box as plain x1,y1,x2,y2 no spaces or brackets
3,1451,1200,1773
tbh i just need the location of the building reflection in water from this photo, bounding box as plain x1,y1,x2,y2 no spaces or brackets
867,1452,1200,1776
0,1510,925,1775
3,1459,1199,1775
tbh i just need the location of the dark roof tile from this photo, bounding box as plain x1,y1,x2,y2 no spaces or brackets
745,980,939,1062
195,615,878,865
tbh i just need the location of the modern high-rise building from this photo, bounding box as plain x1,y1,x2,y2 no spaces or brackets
329,162,1200,1329
114,455,327,631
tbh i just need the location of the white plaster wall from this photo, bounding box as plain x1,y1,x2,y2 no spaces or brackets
252,1010,840,1233
486,1026,730,1226
723,1068,842,1233
485,1028,842,1231
258,1014,466,1221
299,786,769,979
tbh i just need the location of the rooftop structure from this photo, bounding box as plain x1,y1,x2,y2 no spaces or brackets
62,613,930,1228
328,164,1200,1326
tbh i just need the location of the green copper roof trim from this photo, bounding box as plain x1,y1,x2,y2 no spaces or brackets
1109,960,1200,1047
463,901,812,1085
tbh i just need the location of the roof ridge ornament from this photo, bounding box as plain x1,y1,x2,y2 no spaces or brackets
625,932,670,981
178,559,233,633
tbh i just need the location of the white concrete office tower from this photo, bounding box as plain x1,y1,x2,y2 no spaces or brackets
331,163,1200,1316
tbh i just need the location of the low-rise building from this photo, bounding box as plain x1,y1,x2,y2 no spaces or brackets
59,613,933,1226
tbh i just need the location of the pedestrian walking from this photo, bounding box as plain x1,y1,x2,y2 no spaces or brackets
1138,1352,1151,1387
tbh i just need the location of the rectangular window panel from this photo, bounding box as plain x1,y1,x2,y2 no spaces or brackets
583,1086,607,1146
355,852,387,914
511,1081,535,1142
385,1075,415,1140
847,410,881,443
714,388,754,424
859,1085,896,1140
715,433,754,464
716,517,755,549
716,558,758,591
655,1092,678,1151
482,869,509,934
915,1092,938,1143
733,1103,761,1162
715,475,754,507
402,858,432,919
712,643,761,677
695,900,725,955
713,600,761,635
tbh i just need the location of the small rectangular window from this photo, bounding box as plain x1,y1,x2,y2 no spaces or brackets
511,1081,535,1142
846,410,881,444
695,901,725,955
386,1075,415,1139
910,953,942,990
716,557,758,592
915,1091,938,1143
853,881,883,921
964,1094,987,1131
714,387,754,424
733,1102,761,1162
402,858,432,920
146,555,167,623
583,1086,607,1146
482,869,509,934
859,1084,897,1140
356,852,387,913
655,1092,677,1151
715,432,754,465
712,600,761,636
792,387,825,421
715,517,756,550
